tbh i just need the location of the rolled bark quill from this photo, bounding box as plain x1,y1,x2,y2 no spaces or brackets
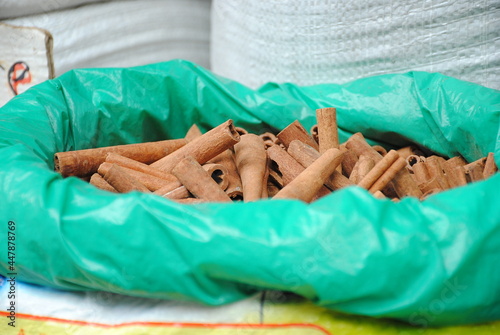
267,144,331,199
235,126,249,136
341,149,359,178
346,133,422,198
175,198,208,204
260,132,279,149
55,138,187,177
273,148,343,202
316,107,339,153
207,149,243,199
368,157,407,193
184,124,202,142
287,140,353,190
310,125,319,144
357,150,400,190
105,153,179,184
372,145,387,157
483,153,498,178
424,156,449,189
406,155,425,172
103,164,150,193
171,156,231,202
396,146,422,159
234,134,267,201
153,181,187,196
151,120,240,173
89,173,117,193
277,120,319,150
464,157,487,182
440,156,467,188
98,162,174,191
157,186,190,200
412,162,431,184
349,155,375,184
202,163,229,191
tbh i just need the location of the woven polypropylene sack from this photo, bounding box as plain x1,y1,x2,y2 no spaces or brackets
211,0,500,90
0,60,499,327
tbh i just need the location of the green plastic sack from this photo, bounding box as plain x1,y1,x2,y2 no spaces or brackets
1,60,499,327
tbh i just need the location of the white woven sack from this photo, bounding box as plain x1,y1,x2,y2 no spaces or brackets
5,0,211,75
211,0,500,90
0,0,106,19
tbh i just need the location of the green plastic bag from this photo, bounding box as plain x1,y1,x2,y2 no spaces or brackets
1,60,499,327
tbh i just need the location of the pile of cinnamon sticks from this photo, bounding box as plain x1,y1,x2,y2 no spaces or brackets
54,108,497,203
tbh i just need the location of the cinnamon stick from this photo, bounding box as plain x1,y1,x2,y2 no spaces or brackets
234,134,267,201
202,163,230,191
483,153,498,178
89,173,117,193
151,120,240,173
287,140,353,190
171,156,231,202
464,157,487,182
349,155,375,184
442,156,467,188
103,164,150,193
310,125,319,144
358,150,400,190
424,156,449,189
184,124,202,142
98,162,175,191
316,107,339,153
207,149,243,199
105,153,179,183
55,138,187,177
369,157,407,193
158,186,190,200
372,145,387,156
273,148,342,202
277,120,319,150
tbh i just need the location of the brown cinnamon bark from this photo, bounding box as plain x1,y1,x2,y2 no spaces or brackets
202,163,230,191
372,145,387,156
55,138,187,177
105,153,179,183
442,156,467,188
349,155,375,184
172,156,231,202
464,157,487,182
341,149,359,178
89,173,117,193
369,157,407,193
346,133,421,198
412,162,430,184
184,124,202,142
151,120,240,173
287,140,353,190
277,120,319,150
174,198,208,204
157,186,190,200
98,162,175,191
396,146,422,159
234,134,267,201
103,164,150,193
316,107,339,153
310,125,319,144
358,150,400,190
483,153,498,178
267,144,331,198
273,148,342,202
424,156,449,189
207,149,243,199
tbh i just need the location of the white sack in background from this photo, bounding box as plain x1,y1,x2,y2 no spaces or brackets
5,0,211,76
211,0,500,90
0,0,106,19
